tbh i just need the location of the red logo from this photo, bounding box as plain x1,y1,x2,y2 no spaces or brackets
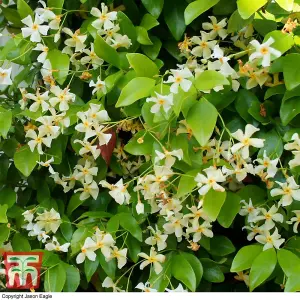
3,252,43,289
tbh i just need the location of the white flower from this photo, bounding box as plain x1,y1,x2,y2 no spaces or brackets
28,224,50,243
165,68,193,94
154,148,183,167
145,226,168,251
184,202,210,223
36,115,60,138
49,15,61,30
146,92,174,114
288,151,300,169
136,201,144,215
203,16,227,40
239,199,259,223
81,43,103,68
92,229,114,258
191,31,217,59
62,28,87,52
222,163,251,182
252,205,283,229
136,282,157,292
74,180,99,200
75,160,98,184
37,157,55,174
231,124,264,159
255,150,278,178
270,177,300,206
50,85,75,111
249,37,281,67
110,34,132,49
33,43,49,63
186,220,213,242
35,208,61,233
99,179,131,205
138,247,165,274
74,139,101,159
166,284,188,292
86,103,110,124
35,0,56,21
45,236,70,252
145,166,173,195
287,210,300,233
21,15,49,42
195,166,226,195
284,133,300,151
76,237,97,264
22,210,35,223
91,4,117,30
50,172,68,191
26,129,53,154
102,277,124,292
242,224,265,241
89,77,107,95
163,213,188,242
255,228,285,251
26,90,50,112
0,67,12,85
209,45,236,77
109,246,127,269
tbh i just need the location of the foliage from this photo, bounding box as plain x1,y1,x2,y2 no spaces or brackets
0,0,300,293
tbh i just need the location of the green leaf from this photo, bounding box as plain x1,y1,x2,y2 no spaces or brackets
280,97,300,125
48,49,70,85
140,13,159,30
195,71,229,91
71,227,93,256
228,10,253,33
117,11,137,49
116,77,156,107
277,249,300,277
249,248,277,291
217,192,241,228
177,169,200,197
210,236,235,256
200,258,225,283
14,145,39,177
163,0,186,41
48,0,64,14
283,54,300,91
1,7,22,27
237,0,268,19
184,0,220,25
257,129,283,159
125,233,141,263
141,36,162,60
0,109,12,138
94,35,120,68
187,98,218,146
0,187,16,208
44,263,67,292
98,252,117,279
63,264,80,292
0,204,8,223
12,233,31,251
231,245,263,272
67,193,84,215
203,189,226,221
180,252,203,288
60,215,73,242
124,130,156,155
275,0,294,11
77,211,112,220
136,26,153,45
118,213,143,242
172,252,197,291
237,185,267,206
84,255,99,282
264,30,294,54
17,0,33,19
0,224,10,245
126,53,159,78
141,0,164,18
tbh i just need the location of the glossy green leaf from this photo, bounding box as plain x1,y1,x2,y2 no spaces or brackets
141,36,162,60
126,53,159,78
48,49,70,85
172,252,197,291
180,252,203,288
48,0,64,14
249,248,277,291
186,98,218,146
84,256,99,282
0,187,16,208
277,249,300,277
141,0,164,18
17,0,33,19
231,245,263,272
116,77,155,107
0,109,12,139
217,192,241,228
0,204,8,223
280,97,300,125
275,0,294,11
124,130,156,155
140,13,159,30
237,0,268,19
94,35,120,68
44,263,67,292
118,213,143,242
195,71,229,91
98,252,117,279
283,54,300,91
63,264,80,292
201,258,225,283
210,236,235,256
0,224,10,245
203,189,226,221
14,145,39,177
177,169,200,197
136,26,153,45
12,233,31,251
184,0,220,25
264,30,294,54
228,10,253,33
